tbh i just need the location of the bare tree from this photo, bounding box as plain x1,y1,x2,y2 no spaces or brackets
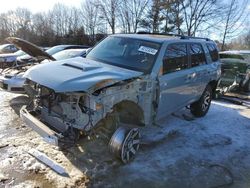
97,0,120,34
220,0,249,50
0,13,11,42
119,0,149,33
32,12,55,45
161,0,184,34
170,0,184,34
81,0,101,41
181,0,219,36
49,3,72,37
68,7,83,35
140,0,163,32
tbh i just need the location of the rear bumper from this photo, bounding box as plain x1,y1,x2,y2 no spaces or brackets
20,106,63,146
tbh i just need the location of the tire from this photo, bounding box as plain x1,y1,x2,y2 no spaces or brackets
109,126,140,163
241,79,250,92
190,85,212,117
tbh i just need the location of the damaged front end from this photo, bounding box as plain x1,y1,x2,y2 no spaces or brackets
22,80,100,145
21,75,155,146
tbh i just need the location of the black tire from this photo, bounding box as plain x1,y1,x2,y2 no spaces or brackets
190,85,212,117
241,79,250,92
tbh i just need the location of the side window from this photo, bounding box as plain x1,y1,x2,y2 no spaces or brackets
207,43,219,62
11,45,17,51
2,46,10,53
190,43,206,67
163,44,188,74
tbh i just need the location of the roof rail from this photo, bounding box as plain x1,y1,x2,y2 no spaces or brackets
180,35,210,41
136,32,211,41
136,31,183,37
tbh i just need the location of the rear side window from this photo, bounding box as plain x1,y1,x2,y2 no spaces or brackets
163,44,188,74
190,43,206,67
207,43,219,62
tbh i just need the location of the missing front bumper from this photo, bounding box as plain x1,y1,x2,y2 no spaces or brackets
20,106,63,146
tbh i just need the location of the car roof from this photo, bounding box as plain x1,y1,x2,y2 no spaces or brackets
113,34,178,43
1,43,13,47
52,44,90,49
113,33,213,44
0,44,13,48
55,48,87,54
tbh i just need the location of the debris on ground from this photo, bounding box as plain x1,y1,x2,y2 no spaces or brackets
0,143,9,149
28,149,69,177
0,172,9,182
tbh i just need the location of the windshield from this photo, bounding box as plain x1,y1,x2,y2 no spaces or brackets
86,36,161,73
0,44,8,51
46,46,65,55
53,49,85,60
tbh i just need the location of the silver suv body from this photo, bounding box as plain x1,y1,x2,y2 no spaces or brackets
21,34,221,163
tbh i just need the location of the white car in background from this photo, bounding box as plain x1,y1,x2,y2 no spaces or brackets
0,50,26,69
0,44,19,54
0,37,89,93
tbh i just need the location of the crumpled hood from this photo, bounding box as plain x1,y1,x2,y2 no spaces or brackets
24,57,143,93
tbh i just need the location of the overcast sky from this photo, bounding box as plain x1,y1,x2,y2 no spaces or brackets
0,0,83,13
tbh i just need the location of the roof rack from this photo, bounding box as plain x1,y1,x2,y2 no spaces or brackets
136,31,211,41
180,35,210,41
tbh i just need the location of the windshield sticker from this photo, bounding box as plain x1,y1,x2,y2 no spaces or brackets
138,46,158,55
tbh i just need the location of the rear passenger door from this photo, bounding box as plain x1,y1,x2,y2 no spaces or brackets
189,43,208,99
205,43,220,82
156,43,194,120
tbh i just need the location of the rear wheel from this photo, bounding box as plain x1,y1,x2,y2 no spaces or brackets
190,85,212,117
241,79,250,92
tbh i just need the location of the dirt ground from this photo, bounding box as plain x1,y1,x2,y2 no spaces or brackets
0,90,250,188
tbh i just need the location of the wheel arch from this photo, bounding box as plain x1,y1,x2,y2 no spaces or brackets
208,80,219,97
112,100,145,127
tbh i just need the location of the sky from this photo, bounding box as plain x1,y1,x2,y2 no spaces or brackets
0,0,83,13
0,0,249,41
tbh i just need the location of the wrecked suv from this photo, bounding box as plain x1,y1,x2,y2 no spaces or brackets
20,34,221,163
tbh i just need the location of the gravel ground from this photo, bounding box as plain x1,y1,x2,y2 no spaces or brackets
0,90,250,188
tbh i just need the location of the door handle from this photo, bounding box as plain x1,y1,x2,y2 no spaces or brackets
186,72,196,81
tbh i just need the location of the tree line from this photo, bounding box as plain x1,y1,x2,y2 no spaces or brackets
0,0,249,49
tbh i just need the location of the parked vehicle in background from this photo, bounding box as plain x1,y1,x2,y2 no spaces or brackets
219,50,250,92
17,44,89,64
20,33,221,163
0,50,26,69
0,44,19,54
42,48,88,63
0,37,89,93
